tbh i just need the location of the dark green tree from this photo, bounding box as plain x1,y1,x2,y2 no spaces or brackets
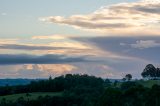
125,74,132,81
141,64,157,79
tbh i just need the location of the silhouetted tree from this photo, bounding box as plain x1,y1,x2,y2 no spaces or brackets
125,74,132,81
141,64,160,79
49,75,52,80
156,68,160,78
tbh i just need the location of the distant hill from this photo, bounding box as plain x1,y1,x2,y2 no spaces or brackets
0,79,43,86
0,78,122,87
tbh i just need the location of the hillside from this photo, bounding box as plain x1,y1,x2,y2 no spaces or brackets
114,79,160,88
136,80,160,88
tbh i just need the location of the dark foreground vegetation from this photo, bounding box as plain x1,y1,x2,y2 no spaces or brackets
0,75,160,106
0,64,160,106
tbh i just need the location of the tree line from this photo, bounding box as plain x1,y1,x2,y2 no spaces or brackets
0,64,160,106
0,74,104,96
1,80,160,106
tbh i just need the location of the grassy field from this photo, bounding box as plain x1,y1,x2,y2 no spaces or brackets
0,92,63,102
112,80,160,88
136,80,160,88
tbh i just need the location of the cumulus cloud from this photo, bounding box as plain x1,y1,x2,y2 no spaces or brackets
17,64,77,78
40,0,160,36
0,63,121,78
0,54,88,65
0,64,77,78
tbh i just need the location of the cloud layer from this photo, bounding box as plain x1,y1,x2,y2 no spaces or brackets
0,54,87,65
40,0,160,36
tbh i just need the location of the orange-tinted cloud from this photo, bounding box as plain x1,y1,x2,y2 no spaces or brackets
40,0,160,36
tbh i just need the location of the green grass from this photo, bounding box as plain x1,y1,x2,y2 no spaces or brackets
0,92,63,102
136,80,160,88
113,80,160,88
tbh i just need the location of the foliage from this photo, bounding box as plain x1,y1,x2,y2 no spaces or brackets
141,64,160,79
98,84,160,106
0,74,104,96
0,74,105,106
1,73,160,106
125,74,132,81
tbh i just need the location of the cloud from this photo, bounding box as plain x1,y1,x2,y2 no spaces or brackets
0,39,100,56
87,36,160,63
142,0,160,3
0,37,89,50
40,16,132,29
0,54,88,65
1,36,158,78
0,44,69,50
32,35,70,40
18,64,46,78
131,40,160,49
40,0,160,36
0,63,121,79
71,63,122,78
0,36,97,57
0,39,18,44
17,64,77,78
120,40,160,49
0,64,77,78
0,43,89,51
0,63,77,78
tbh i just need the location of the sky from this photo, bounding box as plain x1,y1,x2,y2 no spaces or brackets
0,0,160,79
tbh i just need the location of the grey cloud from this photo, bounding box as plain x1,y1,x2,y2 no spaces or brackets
109,3,160,14
49,17,131,29
0,54,88,65
0,44,69,50
131,40,160,49
84,36,160,62
90,16,126,21
120,40,160,49
134,4,160,14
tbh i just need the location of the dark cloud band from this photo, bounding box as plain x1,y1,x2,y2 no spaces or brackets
0,54,87,65
0,44,71,50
